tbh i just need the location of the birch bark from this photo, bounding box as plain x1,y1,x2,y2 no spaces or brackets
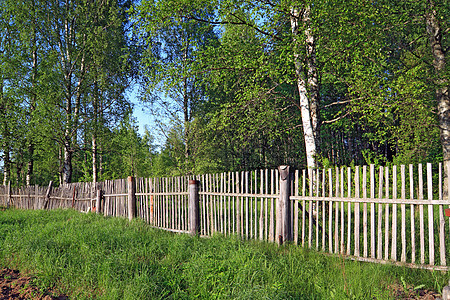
290,5,319,169
425,0,449,193
0,79,9,186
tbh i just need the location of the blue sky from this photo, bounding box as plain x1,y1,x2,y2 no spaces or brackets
129,87,167,149
131,97,151,135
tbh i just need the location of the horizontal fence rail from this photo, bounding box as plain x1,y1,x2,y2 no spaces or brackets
1,162,449,271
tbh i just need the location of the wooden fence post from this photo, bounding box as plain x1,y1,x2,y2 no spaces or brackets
128,176,136,221
7,181,11,208
277,166,292,245
43,181,53,210
189,180,200,236
96,189,103,214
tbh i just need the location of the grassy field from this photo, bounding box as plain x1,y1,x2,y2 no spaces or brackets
0,208,448,299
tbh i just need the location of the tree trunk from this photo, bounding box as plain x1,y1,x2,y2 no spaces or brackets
26,17,38,186
3,146,10,186
99,143,103,179
425,0,449,195
290,5,319,169
0,79,8,186
92,82,98,183
16,155,23,187
183,79,190,160
26,144,34,186
63,80,73,184
304,5,320,143
92,135,97,183
59,1,77,185
63,143,72,184
183,36,190,163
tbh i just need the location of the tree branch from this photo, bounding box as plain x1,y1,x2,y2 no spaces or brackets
322,98,360,109
185,13,282,42
322,111,350,124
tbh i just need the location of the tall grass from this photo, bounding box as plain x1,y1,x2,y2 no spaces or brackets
0,208,448,299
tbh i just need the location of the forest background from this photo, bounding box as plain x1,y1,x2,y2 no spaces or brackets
0,0,448,187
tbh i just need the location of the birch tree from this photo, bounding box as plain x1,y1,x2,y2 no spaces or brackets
425,0,449,165
290,4,319,169
31,0,134,183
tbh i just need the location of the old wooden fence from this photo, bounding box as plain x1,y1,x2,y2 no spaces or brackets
1,163,450,271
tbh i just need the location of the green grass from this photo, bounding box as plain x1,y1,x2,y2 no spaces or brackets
0,208,448,299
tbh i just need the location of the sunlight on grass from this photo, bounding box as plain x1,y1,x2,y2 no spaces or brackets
0,208,448,299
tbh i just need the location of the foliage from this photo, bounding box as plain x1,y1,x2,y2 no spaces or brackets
0,0,137,185
0,0,448,181
131,0,448,175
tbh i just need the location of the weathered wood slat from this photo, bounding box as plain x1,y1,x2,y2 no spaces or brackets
214,174,218,233
227,173,232,235
448,162,450,263
401,165,407,263
318,169,322,250
165,177,169,228
245,171,249,239
294,170,299,244
222,173,226,235
232,174,235,236
363,166,368,258
335,167,339,254
427,163,434,266
201,175,206,235
347,167,351,256
241,171,245,237
377,166,383,260
171,177,175,230
328,168,333,253
410,164,416,264
203,175,207,235
302,169,306,247
233,172,239,234
419,164,425,264
370,164,375,259
392,166,397,261
249,172,253,238
323,170,327,252
439,163,446,266
259,170,264,241
385,167,390,261
340,168,344,254
255,171,258,239
354,166,360,257
265,169,269,241
308,169,313,249
212,174,216,234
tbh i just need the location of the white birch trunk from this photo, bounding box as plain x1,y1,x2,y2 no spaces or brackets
3,148,9,186
426,0,449,195
63,143,72,184
290,6,318,169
